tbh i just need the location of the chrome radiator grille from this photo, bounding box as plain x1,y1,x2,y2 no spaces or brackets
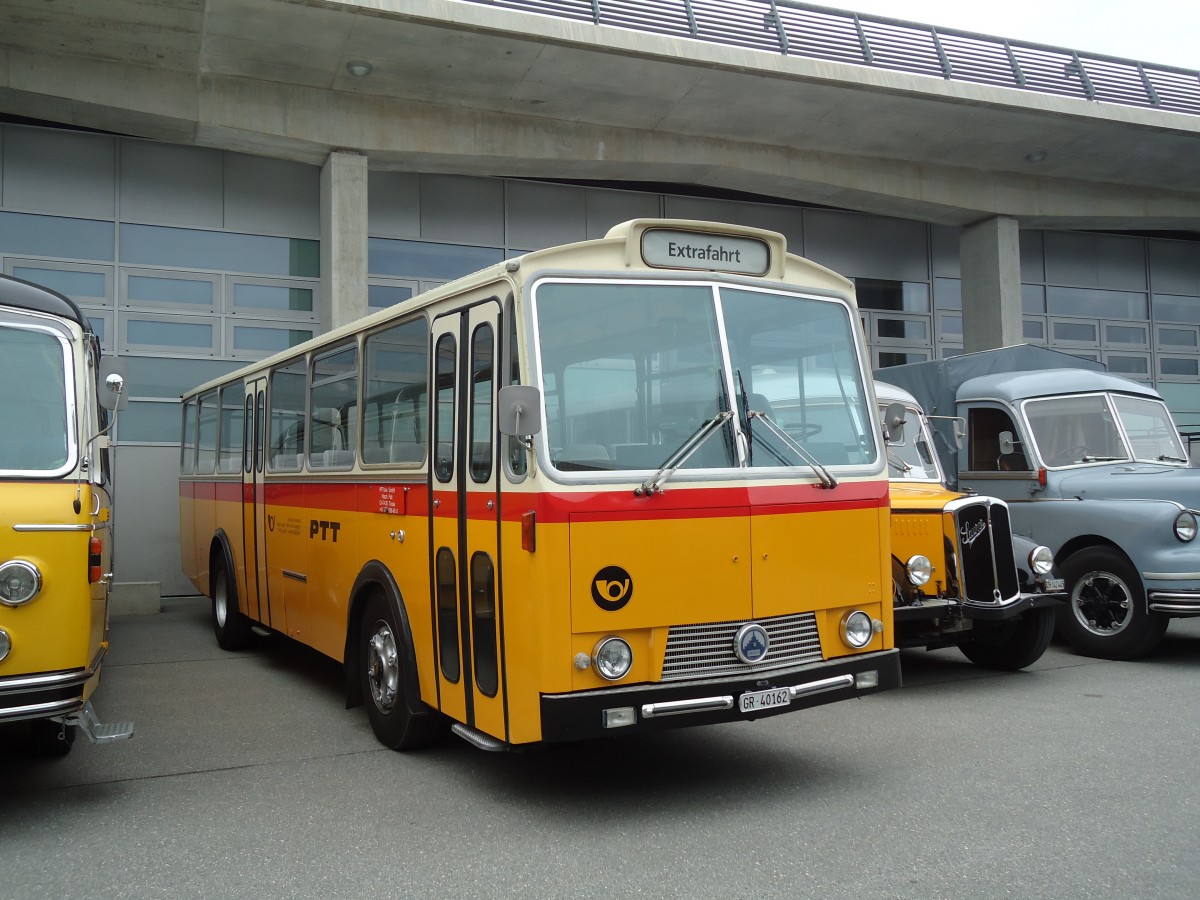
661,612,822,682
953,498,1020,604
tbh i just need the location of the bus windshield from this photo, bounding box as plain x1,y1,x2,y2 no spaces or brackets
0,319,72,473
533,280,875,473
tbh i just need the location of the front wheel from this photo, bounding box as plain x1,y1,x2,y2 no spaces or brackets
958,607,1055,671
1057,547,1167,660
359,593,444,751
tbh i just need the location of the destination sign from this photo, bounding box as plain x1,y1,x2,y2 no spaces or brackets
641,228,770,275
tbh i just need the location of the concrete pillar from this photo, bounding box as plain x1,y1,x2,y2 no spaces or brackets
959,216,1023,352
320,150,369,331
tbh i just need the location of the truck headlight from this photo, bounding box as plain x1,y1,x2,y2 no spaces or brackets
906,555,932,586
841,610,873,649
592,636,633,681
1174,511,1197,543
0,560,42,607
1028,545,1055,575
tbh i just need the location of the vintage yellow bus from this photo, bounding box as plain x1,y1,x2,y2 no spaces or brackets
0,273,132,755
179,219,900,751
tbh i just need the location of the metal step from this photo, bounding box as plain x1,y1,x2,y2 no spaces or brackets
250,624,272,638
450,722,507,752
66,701,134,744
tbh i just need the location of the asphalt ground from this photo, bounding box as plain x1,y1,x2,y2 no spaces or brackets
2,597,1198,900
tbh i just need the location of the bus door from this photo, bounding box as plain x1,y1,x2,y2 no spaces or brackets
242,378,268,625
429,300,505,739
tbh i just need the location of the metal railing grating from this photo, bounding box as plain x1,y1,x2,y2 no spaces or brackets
460,0,1200,116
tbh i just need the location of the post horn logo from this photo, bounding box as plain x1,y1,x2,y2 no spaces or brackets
591,565,633,611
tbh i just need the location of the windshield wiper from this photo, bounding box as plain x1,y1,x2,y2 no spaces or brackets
1157,453,1188,463
636,411,734,496
1081,454,1123,462
886,449,913,474
748,409,838,489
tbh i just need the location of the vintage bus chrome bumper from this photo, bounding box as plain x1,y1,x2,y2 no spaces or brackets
538,649,901,743
0,649,105,724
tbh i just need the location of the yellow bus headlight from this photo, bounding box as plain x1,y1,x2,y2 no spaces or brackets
841,610,874,649
0,627,10,663
592,636,633,681
906,555,933,586
0,560,42,607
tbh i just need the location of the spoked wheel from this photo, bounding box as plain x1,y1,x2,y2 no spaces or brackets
211,558,253,651
1057,548,1167,660
359,593,444,751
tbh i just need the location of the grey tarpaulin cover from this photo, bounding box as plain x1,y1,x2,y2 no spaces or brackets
874,344,1106,489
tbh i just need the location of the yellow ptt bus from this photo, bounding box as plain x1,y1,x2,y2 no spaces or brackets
179,219,900,751
0,273,132,755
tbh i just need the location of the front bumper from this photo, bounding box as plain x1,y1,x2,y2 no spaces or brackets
0,650,103,724
894,588,1065,626
539,648,901,743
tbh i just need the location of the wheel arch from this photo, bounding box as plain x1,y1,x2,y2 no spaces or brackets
1055,534,1128,569
344,561,424,714
208,529,236,598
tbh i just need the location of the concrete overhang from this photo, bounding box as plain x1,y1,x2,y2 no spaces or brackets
1,0,1198,231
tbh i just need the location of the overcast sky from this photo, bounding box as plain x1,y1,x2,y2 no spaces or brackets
836,1,1198,70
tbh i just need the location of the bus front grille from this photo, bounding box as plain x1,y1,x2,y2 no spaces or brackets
661,612,822,682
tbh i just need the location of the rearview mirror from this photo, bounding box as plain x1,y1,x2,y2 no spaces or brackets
882,403,907,442
98,357,128,411
498,385,542,437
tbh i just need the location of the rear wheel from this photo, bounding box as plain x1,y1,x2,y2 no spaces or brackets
1057,547,1167,660
958,607,1055,670
211,557,253,651
360,592,443,751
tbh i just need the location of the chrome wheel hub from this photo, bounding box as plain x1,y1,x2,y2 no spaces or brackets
366,621,400,714
1072,570,1133,637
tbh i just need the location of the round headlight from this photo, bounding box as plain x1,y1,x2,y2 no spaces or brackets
592,636,633,681
1028,545,1055,575
905,555,933,586
0,561,42,607
0,627,10,663
1174,511,1197,543
842,610,873,649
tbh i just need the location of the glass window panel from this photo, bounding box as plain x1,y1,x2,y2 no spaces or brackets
1161,357,1200,377
363,318,430,466
180,398,196,474
118,399,182,443
1152,294,1200,325
368,238,502,281
233,325,312,353
196,390,218,474
434,334,456,483
368,284,415,309
939,315,962,336
1052,321,1097,343
1047,286,1146,320
127,274,214,306
12,266,106,301
505,300,526,478
1021,284,1045,314
308,343,358,469
218,384,245,473
470,323,495,483
471,552,498,697
0,324,71,472
877,318,929,341
1158,327,1197,348
879,350,928,367
1111,394,1187,461
233,283,313,313
1105,355,1149,375
436,547,460,682
124,357,241,400
1025,394,1129,466
127,319,213,348
269,359,307,470
0,211,114,261
120,223,319,277
1104,324,1147,346
855,279,930,313
933,277,961,310
1023,319,1045,340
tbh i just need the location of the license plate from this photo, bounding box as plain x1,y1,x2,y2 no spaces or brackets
1044,578,1066,592
740,687,791,713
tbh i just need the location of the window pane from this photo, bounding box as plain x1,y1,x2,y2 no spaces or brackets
127,319,213,348
1023,319,1045,340
877,318,928,341
1162,357,1200,377
233,283,313,313
1025,394,1129,466
1052,321,1097,343
1158,327,1197,348
363,319,430,466
934,277,961,310
218,384,245,473
308,344,358,469
1047,286,1146,320
856,279,930,313
434,335,456,483
0,211,113,261
269,360,307,470
470,323,494,483
368,238,502,281
13,266,106,301
127,274,214,306
368,284,414,309
879,350,928,367
233,325,312,353
1104,324,1146,345
1021,284,1046,314
1152,294,1200,325
196,390,218,474
1106,355,1148,375
0,324,70,472
120,224,319,277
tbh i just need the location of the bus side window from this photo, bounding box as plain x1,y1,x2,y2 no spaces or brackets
363,318,429,466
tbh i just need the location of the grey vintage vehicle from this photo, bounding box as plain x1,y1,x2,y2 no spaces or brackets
880,345,1200,660
876,380,1065,670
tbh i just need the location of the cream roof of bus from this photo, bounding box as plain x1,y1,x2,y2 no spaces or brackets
182,219,858,399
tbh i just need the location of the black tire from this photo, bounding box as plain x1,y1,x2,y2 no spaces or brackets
359,592,444,751
1057,547,1168,660
211,557,253,651
27,718,76,757
958,606,1055,671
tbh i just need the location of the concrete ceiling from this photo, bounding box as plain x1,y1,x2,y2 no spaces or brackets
1,0,1198,230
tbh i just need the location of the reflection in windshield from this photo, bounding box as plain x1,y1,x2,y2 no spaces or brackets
1111,395,1188,463
883,405,940,481
533,280,876,474
0,322,71,473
